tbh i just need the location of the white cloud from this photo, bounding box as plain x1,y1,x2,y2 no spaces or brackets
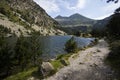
67,0,86,10
77,0,86,9
33,0,120,19
33,0,87,14
33,0,60,13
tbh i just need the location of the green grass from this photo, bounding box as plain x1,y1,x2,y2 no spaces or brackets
4,67,38,80
50,60,64,71
50,53,73,71
57,53,72,60
48,53,72,76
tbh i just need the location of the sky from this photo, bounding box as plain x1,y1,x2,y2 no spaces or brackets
33,0,120,20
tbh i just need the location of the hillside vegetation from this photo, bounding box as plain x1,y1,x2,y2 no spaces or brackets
0,0,65,36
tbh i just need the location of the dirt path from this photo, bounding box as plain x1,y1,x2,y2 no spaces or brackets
44,39,117,80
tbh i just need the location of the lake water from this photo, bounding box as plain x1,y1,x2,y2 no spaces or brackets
38,36,94,59
6,36,94,59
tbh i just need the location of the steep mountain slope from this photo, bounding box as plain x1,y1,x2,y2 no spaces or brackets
0,0,65,36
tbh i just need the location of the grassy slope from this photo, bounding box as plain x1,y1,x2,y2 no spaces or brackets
4,67,38,80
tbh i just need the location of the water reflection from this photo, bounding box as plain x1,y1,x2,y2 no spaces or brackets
38,36,94,58
6,36,94,59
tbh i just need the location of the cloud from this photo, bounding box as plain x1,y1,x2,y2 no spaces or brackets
33,0,60,13
77,0,86,9
34,0,87,14
67,0,86,10
33,0,120,19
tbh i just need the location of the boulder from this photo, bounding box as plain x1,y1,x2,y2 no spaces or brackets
41,62,54,76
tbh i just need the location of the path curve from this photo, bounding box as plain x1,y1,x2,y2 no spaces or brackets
44,39,117,80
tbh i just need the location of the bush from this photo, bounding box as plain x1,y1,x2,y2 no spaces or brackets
106,40,120,70
65,37,78,53
0,35,43,79
0,25,11,35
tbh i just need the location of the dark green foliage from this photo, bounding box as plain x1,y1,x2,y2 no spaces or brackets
30,31,41,35
0,46,13,77
21,10,35,25
14,9,35,25
14,35,42,69
65,37,78,53
29,35,42,66
14,35,31,71
0,0,12,17
0,25,11,35
0,0,19,23
0,36,14,79
106,13,120,39
0,35,42,79
90,29,107,38
105,6,120,78
74,31,82,36
106,40,120,73
91,7,120,38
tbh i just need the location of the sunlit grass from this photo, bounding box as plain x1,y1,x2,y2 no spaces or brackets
4,67,38,80
50,53,72,71
50,60,64,71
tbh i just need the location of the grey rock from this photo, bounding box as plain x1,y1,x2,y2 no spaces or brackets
41,62,54,76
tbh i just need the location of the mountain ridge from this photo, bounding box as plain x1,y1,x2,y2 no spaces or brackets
55,13,94,20
55,13,111,35
55,13,97,27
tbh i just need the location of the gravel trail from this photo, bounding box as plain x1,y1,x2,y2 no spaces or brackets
44,39,118,80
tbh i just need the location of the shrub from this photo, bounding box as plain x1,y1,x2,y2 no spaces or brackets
106,13,120,39
106,40,120,74
65,37,78,53
0,25,11,35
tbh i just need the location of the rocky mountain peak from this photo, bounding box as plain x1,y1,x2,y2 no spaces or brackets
69,13,81,17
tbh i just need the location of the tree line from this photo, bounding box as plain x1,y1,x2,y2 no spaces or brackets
0,35,42,79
